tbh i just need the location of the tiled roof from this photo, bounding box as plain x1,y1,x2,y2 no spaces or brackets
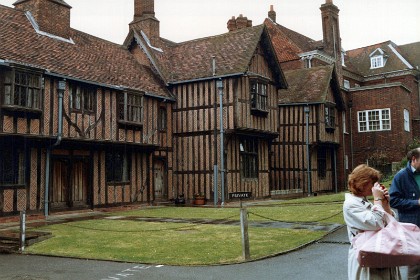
133,24,285,85
399,42,420,69
279,65,336,104
344,41,417,77
0,5,170,98
264,18,317,63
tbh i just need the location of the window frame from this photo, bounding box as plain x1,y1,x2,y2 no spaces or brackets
404,109,410,132
240,137,259,179
370,55,384,69
324,105,336,132
69,82,96,114
2,68,42,113
105,150,131,184
0,143,26,187
118,91,144,128
158,107,167,132
358,108,391,132
250,78,269,116
317,148,327,179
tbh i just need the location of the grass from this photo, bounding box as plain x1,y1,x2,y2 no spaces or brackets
25,192,346,265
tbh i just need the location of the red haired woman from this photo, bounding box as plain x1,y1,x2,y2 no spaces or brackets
343,164,401,279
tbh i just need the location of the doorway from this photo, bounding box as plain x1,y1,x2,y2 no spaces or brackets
51,157,90,209
153,159,167,201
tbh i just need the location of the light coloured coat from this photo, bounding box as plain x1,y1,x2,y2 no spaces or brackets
343,193,401,280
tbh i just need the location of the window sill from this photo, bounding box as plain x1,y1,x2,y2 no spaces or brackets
0,184,26,189
106,181,130,186
325,127,335,133
117,120,143,130
70,109,95,115
1,105,42,118
251,108,269,117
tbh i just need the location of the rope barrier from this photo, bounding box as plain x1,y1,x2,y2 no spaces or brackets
247,209,343,224
59,213,240,233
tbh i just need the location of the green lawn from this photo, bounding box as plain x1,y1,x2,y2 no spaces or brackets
26,192,346,265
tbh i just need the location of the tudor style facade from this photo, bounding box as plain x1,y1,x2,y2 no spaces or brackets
0,0,419,216
0,0,174,216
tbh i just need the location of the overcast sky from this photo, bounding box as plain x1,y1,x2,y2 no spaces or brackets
1,0,419,50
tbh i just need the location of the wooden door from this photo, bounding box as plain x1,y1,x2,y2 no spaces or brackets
71,159,89,207
154,159,167,201
51,157,89,209
51,159,69,208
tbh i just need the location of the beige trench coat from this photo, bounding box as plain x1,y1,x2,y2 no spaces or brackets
343,193,402,280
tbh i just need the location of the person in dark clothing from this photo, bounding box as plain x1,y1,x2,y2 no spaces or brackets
390,147,420,280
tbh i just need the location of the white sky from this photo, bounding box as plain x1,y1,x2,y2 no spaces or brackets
1,0,419,50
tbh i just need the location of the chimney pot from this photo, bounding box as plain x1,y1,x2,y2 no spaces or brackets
268,5,276,22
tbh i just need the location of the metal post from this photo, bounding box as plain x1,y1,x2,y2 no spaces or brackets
304,106,312,196
213,166,218,206
19,211,26,252
217,79,225,206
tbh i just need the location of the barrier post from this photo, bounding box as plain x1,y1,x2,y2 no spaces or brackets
20,210,26,252
240,207,250,260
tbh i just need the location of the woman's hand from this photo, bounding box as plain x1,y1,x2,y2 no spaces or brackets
372,183,392,214
372,183,385,200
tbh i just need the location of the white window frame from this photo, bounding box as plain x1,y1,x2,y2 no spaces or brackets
342,111,347,133
404,109,410,132
343,79,350,89
370,55,384,69
358,108,391,132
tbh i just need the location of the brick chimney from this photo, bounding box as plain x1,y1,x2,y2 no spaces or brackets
227,14,252,32
320,0,342,82
130,0,160,43
268,5,276,23
13,0,72,39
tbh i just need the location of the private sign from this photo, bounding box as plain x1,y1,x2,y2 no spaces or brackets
229,192,252,199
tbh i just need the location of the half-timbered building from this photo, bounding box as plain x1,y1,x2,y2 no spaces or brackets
124,7,287,202
0,0,174,216
264,1,349,195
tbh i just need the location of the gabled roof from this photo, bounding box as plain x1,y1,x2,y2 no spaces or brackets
127,24,287,88
279,65,344,110
344,41,418,76
399,42,420,69
264,18,319,63
0,4,171,99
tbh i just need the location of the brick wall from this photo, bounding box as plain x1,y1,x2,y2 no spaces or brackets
351,84,412,166
15,0,71,39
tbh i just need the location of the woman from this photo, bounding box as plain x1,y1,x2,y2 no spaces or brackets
343,164,401,280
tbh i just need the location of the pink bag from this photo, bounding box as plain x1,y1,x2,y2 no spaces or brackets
352,212,420,268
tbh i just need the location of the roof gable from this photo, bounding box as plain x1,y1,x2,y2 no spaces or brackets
279,65,344,109
345,41,416,76
264,18,318,63
127,24,287,88
0,5,171,98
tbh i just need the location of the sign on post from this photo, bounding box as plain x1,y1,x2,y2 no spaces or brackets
229,192,252,199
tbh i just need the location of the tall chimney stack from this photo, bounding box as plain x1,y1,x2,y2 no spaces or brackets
268,5,276,23
130,0,160,43
14,0,72,39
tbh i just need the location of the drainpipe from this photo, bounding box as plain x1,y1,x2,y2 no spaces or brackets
304,105,312,196
44,79,65,217
212,56,218,206
217,79,225,206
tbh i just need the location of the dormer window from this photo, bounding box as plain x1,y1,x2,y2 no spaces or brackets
370,56,384,69
2,68,42,114
369,48,388,69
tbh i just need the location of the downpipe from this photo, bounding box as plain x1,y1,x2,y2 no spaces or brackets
44,80,65,217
